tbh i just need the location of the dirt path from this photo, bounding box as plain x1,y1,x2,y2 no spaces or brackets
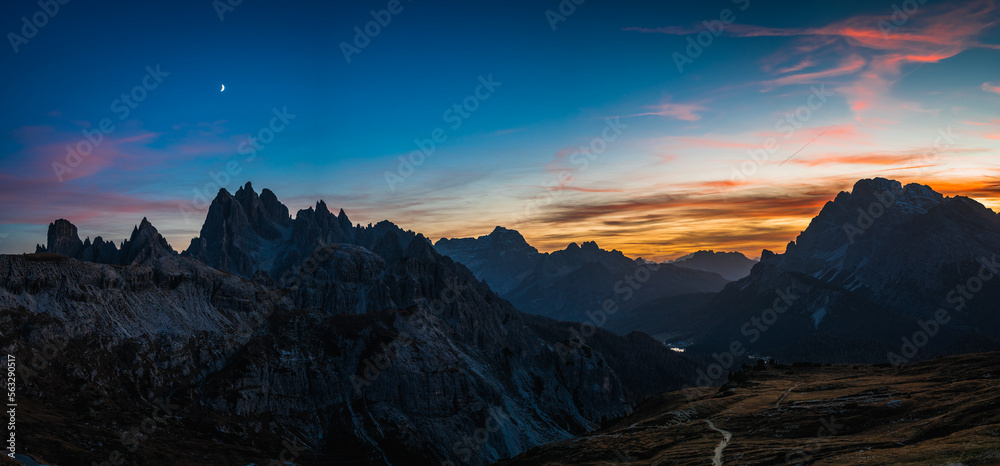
704,419,732,466
775,383,801,408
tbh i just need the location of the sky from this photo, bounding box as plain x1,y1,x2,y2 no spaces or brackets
1,0,999,261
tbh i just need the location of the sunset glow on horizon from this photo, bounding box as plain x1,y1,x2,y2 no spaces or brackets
2,0,999,262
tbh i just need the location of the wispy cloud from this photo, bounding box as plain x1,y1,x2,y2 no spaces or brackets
762,55,866,88
982,81,1000,94
540,185,623,193
629,0,1000,121
629,102,707,121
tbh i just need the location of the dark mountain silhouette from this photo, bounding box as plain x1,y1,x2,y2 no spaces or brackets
3,182,699,466
655,178,1000,365
434,226,539,295
7,177,1000,464
435,228,728,327
35,217,176,265
668,250,757,281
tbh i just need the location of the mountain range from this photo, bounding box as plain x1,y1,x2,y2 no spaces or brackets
3,182,698,466
636,178,1000,365
434,229,731,328
2,177,999,464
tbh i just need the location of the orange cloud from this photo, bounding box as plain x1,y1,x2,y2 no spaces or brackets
790,152,920,167
915,178,1000,199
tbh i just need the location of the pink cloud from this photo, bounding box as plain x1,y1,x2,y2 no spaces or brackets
545,146,582,172
0,173,184,226
7,123,162,183
629,0,1000,121
982,82,1000,94
775,58,817,74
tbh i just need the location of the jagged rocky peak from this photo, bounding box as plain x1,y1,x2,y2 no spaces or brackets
259,188,291,226
336,207,352,228
569,240,631,261
488,225,529,242
82,235,118,264
779,180,1000,278
314,199,329,216
556,240,628,261
119,217,176,264
192,188,248,241
233,182,288,240
434,226,543,295
45,218,83,257
185,182,373,279
187,183,297,253
185,185,270,276
35,217,173,265
290,199,355,248
843,178,943,214
436,226,539,258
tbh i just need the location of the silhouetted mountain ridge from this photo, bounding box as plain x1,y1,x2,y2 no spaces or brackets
668,250,758,281
8,181,701,465
659,178,1000,365
435,230,729,327
35,217,176,265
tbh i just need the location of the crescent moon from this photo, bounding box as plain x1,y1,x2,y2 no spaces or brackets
220,84,225,92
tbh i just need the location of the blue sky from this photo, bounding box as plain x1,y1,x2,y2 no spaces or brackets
2,0,1000,259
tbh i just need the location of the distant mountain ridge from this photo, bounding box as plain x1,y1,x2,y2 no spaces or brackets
435,228,729,327
434,226,538,295
668,250,757,281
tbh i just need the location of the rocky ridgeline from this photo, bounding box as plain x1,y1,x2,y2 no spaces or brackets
35,217,176,265
668,178,1000,367
435,228,729,325
2,182,695,465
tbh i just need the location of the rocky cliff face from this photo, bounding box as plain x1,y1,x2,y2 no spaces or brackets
435,230,728,327
666,178,1000,364
2,183,699,465
41,218,84,258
